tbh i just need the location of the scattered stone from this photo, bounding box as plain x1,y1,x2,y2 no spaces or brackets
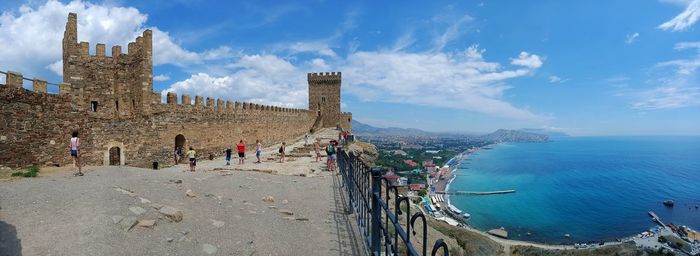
205,193,215,198
268,206,277,209
210,219,225,228
129,206,147,215
114,187,136,197
295,217,309,221
137,219,156,228
243,201,256,207
181,229,190,236
119,216,138,231
185,189,196,197
159,206,184,222
111,215,125,224
279,210,294,216
281,200,289,204
202,244,218,255
282,216,295,221
247,210,257,215
166,237,174,243
139,197,152,204
170,179,182,184
150,203,164,210
262,196,275,203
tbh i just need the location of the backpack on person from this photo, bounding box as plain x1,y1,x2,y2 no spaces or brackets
326,146,335,155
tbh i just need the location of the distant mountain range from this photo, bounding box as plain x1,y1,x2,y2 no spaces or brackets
352,120,562,142
478,129,549,142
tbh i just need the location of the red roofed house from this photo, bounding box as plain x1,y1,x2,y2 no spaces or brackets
404,159,418,167
409,184,424,191
424,161,437,173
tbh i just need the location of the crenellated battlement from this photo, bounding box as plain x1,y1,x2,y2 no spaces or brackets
0,12,348,169
159,90,311,117
62,13,153,118
0,70,71,96
307,72,341,84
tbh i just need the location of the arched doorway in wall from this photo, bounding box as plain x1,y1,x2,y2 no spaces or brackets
103,141,126,166
175,134,186,164
109,147,121,165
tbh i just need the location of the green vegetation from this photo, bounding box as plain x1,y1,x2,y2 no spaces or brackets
375,148,460,172
511,243,667,256
11,166,40,178
417,189,427,197
429,220,504,256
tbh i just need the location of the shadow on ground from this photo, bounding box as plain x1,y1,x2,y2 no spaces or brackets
330,173,363,255
0,220,22,256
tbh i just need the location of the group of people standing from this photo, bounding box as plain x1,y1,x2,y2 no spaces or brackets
313,139,339,171
68,130,345,176
178,140,265,172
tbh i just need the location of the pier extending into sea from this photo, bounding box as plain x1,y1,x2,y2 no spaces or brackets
439,189,516,196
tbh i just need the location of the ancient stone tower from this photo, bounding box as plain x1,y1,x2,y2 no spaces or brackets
62,13,155,118
308,72,351,130
0,12,351,169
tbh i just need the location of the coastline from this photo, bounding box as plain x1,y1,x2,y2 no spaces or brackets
433,144,628,250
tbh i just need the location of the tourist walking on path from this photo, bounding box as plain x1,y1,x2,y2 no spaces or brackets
326,141,337,171
279,142,286,163
186,147,196,172
304,133,309,145
255,140,262,163
237,140,246,164
314,139,322,162
224,146,232,165
70,131,83,176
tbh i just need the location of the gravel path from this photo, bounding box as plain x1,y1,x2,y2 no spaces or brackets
0,129,362,256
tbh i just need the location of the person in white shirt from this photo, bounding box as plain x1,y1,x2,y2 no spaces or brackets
70,130,83,176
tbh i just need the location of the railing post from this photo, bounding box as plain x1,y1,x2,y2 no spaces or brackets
370,166,382,255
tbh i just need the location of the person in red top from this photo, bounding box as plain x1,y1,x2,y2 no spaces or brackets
236,140,246,164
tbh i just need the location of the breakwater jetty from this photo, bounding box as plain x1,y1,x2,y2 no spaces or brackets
439,189,516,195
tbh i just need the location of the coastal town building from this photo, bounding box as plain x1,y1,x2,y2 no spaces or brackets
0,13,351,169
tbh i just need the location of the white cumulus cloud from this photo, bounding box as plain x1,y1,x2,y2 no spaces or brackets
341,46,547,122
510,52,543,69
0,0,229,78
164,54,308,108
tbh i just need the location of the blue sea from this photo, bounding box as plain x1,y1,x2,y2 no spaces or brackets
448,136,700,244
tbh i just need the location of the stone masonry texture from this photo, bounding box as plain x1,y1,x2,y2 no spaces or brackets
0,13,351,168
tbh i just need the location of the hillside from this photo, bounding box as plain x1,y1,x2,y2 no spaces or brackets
479,129,549,142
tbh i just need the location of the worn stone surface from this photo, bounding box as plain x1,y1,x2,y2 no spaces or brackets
137,219,156,228
119,216,138,231
202,244,218,255
0,15,350,170
0,129,363,255
158,206,183,223
129,206,147,215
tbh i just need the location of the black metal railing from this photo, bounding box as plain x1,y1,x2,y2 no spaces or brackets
338,149,449,256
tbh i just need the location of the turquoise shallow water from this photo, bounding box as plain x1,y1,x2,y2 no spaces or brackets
448,136,700,244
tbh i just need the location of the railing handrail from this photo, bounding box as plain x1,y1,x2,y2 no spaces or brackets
337,148,450,256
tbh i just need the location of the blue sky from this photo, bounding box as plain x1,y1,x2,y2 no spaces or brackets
0,0,699,135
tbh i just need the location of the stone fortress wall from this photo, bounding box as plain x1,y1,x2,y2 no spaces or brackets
0,13,350,169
